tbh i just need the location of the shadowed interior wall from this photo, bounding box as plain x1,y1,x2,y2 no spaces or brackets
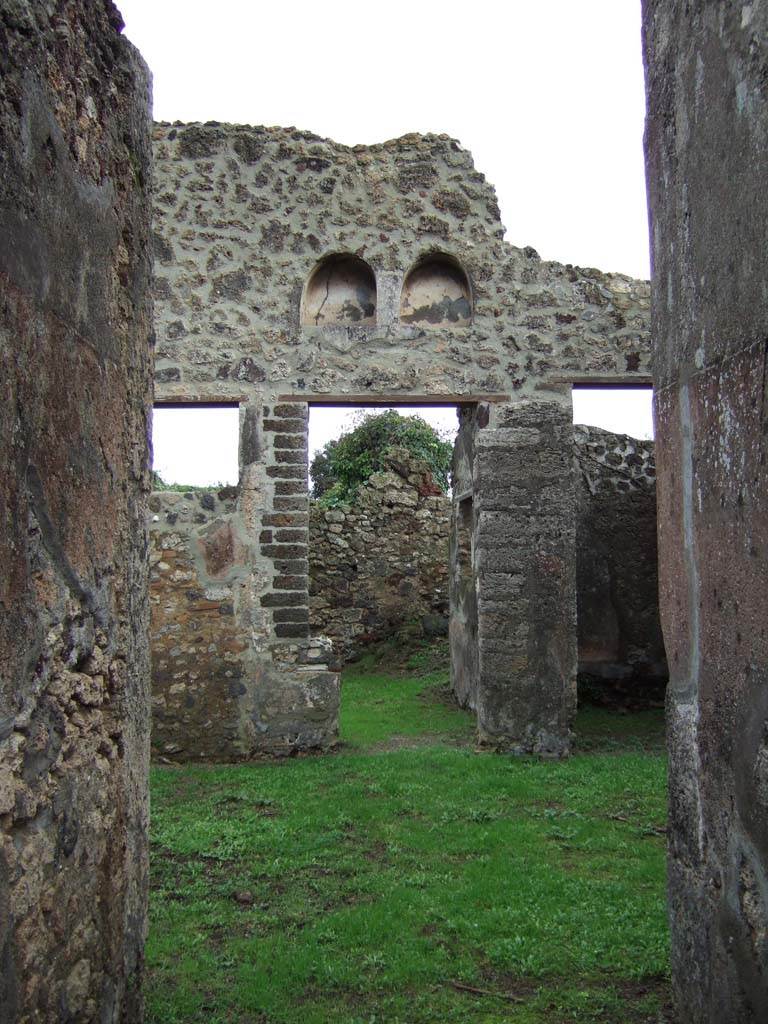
0,3,153,1020
574,425,666,686
643,2,768,1019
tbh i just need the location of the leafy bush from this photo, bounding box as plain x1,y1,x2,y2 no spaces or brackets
310,410,453,502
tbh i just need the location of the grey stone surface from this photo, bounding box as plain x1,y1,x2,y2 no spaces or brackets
151,124,651,402
643,1,768,1019
150,120,652,757
0,2,153,1020
309,448,450,661
472,398,578,755
574,425,666,686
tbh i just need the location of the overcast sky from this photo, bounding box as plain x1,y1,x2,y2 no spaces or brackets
121,0,654,484
119,0,649,278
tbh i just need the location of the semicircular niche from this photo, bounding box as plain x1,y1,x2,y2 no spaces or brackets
303,255,377,327
400,256,472,326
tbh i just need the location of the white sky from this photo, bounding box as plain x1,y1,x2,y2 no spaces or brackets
118,0,649,279
124,0,655,485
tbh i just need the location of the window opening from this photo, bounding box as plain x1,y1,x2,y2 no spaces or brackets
152,404,239,489
572,385,653,439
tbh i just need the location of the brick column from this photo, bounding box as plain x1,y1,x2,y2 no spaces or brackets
260,403,310,642
248,401,339,753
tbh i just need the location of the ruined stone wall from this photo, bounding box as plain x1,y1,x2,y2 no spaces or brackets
574,425,666,686
0,3,153,1020
309,448,450,661
151,119,653,756
149,486,251,759
643,1,768,1019
148,474,339,760
449,406,482,709
152,429,664,709
151,123,652,400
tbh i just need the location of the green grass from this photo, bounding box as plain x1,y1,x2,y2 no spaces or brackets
147,663,671,1024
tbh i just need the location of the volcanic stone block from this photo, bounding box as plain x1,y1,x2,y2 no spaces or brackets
472,400,576,755
0,4,153,1020
643,2,768,1020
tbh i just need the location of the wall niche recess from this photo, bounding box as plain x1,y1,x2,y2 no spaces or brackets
400,255,472,325
303,254,377,326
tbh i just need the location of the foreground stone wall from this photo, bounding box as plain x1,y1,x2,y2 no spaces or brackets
309,448,450,661
574,425,666,685
0,3,152,1020
644,2,768,1019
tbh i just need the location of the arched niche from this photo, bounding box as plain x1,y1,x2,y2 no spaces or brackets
302,255,377,327
400,255,472,326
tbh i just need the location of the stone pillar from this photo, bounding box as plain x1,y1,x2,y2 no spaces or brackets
450,406,481,711
0,3,152,1021
472,397,576,755
643,2,768,1020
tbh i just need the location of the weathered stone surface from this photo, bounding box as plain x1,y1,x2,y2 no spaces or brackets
150,119,652,758
0,3,152,1020
149,486,338,759
151,124,651,402
574,425,666,686
643,2,768,1019
309,448,451,660
470,398,578,755
449,406,482,710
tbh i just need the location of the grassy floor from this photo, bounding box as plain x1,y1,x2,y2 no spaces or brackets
147,664,671,1023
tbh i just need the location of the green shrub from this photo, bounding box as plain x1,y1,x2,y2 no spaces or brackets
310,410,453,502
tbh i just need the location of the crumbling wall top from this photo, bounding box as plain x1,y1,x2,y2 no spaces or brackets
152,121,651,404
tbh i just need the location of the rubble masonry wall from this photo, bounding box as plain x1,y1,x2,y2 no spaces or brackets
150,120,653,755
0,3,153,1020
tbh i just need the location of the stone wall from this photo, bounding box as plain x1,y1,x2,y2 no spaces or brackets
0,3,153,1020
150,426,665,750
306,428,665,678
574,425,666,686
149,474,339,760
643,1,768,1019
309,448,450,661
472,397,578,754
151,119,653,756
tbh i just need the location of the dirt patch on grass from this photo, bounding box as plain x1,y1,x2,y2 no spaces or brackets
365,729,474,752
417,681,461,709
364,839,390,862
470,970,675,1022
613,974,676,1023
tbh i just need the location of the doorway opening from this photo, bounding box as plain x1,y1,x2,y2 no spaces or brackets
307,402,472,746
571,385,667,708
